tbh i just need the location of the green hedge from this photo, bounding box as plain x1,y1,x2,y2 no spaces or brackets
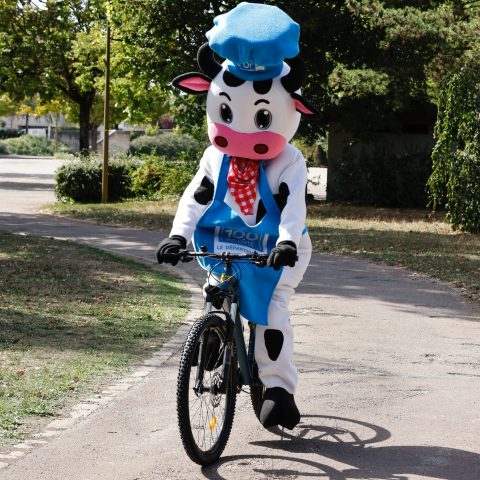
55,153,199,203
54,131,203,203
0,135,72,156
55,156,140,203
439,151,480,232
0,129,21,140
130,153,197,199
328,144,432,208
129,131,199,158
428,61,480,233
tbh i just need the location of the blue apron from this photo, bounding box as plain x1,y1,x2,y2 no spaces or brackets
193,155,283,325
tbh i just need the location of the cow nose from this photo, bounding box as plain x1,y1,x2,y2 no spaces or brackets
254,144,269,154
215,136,228,148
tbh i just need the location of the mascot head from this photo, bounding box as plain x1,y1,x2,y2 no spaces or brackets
173,2,319,160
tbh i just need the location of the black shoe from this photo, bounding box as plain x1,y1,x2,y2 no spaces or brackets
259,387,300,430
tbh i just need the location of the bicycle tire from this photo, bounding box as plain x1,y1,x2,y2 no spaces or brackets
176,314,237,465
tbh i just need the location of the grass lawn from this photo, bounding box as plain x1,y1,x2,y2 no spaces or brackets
47,199,178,231
0,231,188,446
307,203,480,301
46,200,480,302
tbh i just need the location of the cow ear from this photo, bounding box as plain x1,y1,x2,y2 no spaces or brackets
172,72,211,95
291,92,321,119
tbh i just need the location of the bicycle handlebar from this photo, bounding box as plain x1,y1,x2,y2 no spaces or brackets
178,249,269,266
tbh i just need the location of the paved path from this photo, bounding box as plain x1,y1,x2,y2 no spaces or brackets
0,157,480,479
0,155,64,213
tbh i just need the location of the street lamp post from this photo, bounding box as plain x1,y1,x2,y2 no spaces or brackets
102,21,111,203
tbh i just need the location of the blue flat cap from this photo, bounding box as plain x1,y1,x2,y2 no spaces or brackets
206,2,300,81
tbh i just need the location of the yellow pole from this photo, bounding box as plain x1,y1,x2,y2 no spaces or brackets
102,22,111,203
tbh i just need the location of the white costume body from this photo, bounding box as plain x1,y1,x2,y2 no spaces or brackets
170,143,312,394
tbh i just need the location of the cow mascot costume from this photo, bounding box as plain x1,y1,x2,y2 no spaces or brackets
156,2,319,430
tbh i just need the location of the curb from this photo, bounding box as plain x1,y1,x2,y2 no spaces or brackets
0,257,204,471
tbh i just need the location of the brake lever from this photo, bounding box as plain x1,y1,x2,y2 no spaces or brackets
179,250,193,263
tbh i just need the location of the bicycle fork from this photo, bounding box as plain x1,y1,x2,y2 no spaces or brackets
195,290,257,395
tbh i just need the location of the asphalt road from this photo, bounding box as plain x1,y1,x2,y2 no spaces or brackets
0,155,64,213
0,156,479,480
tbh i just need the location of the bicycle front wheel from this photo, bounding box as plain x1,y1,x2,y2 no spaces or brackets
250,360,265,421
176,314,237,465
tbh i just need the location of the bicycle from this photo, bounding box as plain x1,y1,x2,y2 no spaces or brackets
175,248,269,466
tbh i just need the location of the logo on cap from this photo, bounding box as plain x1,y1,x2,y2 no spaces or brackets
237,62,266,73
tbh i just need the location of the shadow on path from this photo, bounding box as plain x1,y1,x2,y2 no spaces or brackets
302,255,479,321
202,415,479,480
0,181,54,191
0,173,56,179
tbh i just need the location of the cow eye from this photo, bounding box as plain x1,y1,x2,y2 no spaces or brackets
255,109,272,129
220,103,233,123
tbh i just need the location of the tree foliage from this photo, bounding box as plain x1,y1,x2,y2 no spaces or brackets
108,0,479,137
1,1,479,158
0,0,107,151
428,57,480,233
0,94,18,117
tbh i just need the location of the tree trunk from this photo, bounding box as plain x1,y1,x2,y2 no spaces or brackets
79,100,91,153
54,113,59,152
90,123,98,152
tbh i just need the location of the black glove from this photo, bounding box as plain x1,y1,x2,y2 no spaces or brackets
155,235,187,265
267,241,297,271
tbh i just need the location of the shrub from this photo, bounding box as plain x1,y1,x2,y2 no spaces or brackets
428,61,480,233
292,137,327,167
328,143,432,208
160,167,195,195
130,153,198,199
129,131,199,158
438,151,480,232
55,155,140,203
0,143,7,154
130,155,168,198
0,129,21,140
0,135,72,156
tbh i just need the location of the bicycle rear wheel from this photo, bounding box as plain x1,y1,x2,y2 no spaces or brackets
176,314,237,465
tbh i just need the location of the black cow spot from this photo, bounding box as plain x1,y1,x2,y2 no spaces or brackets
255,182,290,222
256,199,266,223
274,182,290,211
264,329,284,361
253,79,273,95
223,70,245,87
194,176,214,205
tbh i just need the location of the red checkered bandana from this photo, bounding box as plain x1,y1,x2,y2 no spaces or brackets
227,157,259,215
